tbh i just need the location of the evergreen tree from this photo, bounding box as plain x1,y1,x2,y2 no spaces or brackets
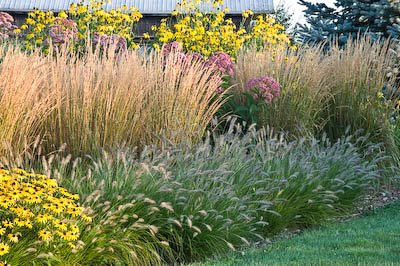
298,0,400,46
272,3,297,42
273,3,294,32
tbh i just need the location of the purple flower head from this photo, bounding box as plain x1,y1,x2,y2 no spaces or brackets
188,52,205,64
161,41,182,57
206,52,235,76
49,18,77,44
0,12,17,39
245,76,281,103
93,33,127,53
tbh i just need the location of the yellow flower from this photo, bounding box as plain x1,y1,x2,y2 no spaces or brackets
0,243,9,256
0,168,89,254
7,234,18,243
25,18,35,25
38,230,52,241
153,43,161,51
67,206,83,217
67,242,77,249
26,33,35,40
62,231,79,241
2,221,12,229
153,0,291,58
242,9,253,18
81,214,92,223
53,219,68,231
36,214,53,223
58,11,68,19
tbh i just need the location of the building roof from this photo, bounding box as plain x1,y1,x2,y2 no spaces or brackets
0,0,274,15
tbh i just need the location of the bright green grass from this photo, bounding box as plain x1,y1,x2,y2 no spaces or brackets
192,202,400,266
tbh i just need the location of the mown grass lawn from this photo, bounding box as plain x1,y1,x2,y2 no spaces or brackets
193,202,400,266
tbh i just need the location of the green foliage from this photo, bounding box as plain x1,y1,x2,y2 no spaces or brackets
234,38,397,157
218,91,266,130
1,124,388,265
234,45,329,137
298,0,400,46
319,38,397,156
193,202,400,266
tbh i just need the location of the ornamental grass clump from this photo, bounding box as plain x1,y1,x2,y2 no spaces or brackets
235,38,397,152
0,44,225,157
5,122,383,265
0,147,169,266
234,45,329,136
321,38,396,152
0,168,90,265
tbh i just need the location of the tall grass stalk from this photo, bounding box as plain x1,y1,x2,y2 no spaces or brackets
0,45,224,156
322,38,395,149
235,38,397,152
235,45,329,136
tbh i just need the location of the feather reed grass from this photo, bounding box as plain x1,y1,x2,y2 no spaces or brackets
235,38,397,151
0,45,224,156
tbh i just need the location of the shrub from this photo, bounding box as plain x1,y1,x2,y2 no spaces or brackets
217,76,282,129
153,0,292,58
17,0,142,52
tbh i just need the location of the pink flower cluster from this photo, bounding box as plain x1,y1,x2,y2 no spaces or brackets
0,12,17,40
206,52,235,76
161,43,234,76
245,76,281,103
93,33,127,52
161,42,188,64
161,41,182,57
49,18,78,44
188,52,205,63
162,42,209,67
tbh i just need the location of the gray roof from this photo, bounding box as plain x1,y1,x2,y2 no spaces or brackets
0,0,274,14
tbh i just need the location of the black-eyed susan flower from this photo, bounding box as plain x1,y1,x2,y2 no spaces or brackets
0,243,9,256
53,219,68,231
38,230,52,241
36,214,53,223
67,242,77,249
0,168,90,255
1,221,12,229
7,233,18,243
63,231,79,241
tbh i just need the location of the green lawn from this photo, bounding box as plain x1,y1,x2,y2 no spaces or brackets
192,202,400,266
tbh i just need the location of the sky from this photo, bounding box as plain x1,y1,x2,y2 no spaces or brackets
278,0,336,24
